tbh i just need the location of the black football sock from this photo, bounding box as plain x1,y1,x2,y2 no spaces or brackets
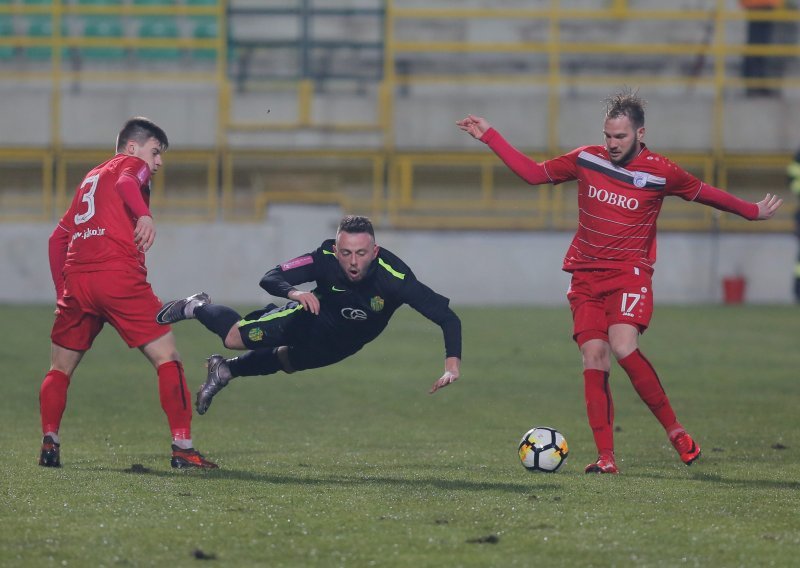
194,304,242,342
227,349,283,378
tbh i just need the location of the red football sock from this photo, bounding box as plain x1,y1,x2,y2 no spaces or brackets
618,349,677,430
584,369,614,456
40,370,71,435
157,361,192,442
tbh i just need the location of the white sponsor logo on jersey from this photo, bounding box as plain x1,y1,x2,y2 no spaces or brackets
72,227,107,242
341,308,368,320
587,185,639,210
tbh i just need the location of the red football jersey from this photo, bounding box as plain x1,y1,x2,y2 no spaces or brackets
542,144,702,272
483,127,757,273
59,154,152,275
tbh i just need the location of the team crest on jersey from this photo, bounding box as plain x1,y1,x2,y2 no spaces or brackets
248,328,264,342
633,172,648,188
370,296,385,312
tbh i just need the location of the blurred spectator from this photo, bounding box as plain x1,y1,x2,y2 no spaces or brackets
788,149,800,301
739,0,784,96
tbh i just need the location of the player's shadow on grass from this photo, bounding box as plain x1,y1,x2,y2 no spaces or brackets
91,465,559,494
632,470,800,491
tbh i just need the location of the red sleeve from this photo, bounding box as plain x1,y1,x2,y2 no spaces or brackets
48,223,70,301
693,184,759,220
480,128,552,185
116,174,151,219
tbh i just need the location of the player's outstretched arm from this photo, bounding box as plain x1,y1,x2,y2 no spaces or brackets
695,186,782,221
755,193,783,220
456,115,492,140
429,356,460,394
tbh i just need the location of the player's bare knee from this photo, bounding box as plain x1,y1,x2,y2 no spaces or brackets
582,354,609,370
49,364,74,377
609,338,637,361
140,333,181,367
223,326,246,350
608,324,639,360
580,344,609,370
611,346,636,361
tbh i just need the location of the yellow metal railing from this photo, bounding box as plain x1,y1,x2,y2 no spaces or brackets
386,0,800,155
0,149,54,222
380,0,798,231
220,149,386,222
53,149,220,223
385,150,793,232
0,0,798,231
0,0,227,151
0,0,225,222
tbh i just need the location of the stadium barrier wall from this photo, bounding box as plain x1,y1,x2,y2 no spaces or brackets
2,205,795,306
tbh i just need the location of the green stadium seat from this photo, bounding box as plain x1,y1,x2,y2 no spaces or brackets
76,0,124,5
136,16,179,60
23,15,53,60
132,0,177,5
190,15,216,60
0,15,14,60
185,0,218,5
23,15,75,61
81,15,125,60
21,0,53,5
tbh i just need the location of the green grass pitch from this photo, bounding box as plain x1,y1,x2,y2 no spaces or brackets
2,304,799,566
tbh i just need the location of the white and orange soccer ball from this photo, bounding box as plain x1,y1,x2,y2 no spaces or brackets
518,427,569,473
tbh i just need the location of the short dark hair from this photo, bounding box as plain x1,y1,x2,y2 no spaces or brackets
605,88,646,130
116,117,169,152
337,215,374,238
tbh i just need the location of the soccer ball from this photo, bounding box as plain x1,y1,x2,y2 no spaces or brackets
518,427,569,473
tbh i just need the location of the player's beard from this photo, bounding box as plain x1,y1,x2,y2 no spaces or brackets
609,143,639,167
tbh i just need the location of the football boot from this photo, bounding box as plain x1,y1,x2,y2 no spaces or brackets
39,435,61,468
170,445,218,469
584,454,619,474
670,430,701,465
195,354,231,415
156,292,210,325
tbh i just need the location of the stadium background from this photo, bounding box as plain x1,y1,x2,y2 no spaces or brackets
0,0,798,305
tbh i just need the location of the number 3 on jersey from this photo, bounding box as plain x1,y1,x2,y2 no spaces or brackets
74,174,100,225
621,292,641,316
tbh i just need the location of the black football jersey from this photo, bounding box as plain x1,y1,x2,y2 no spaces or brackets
259,239,461,358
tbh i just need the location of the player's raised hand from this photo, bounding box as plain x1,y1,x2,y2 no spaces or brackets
134,215,156,252
755,193,783,220
288,289,320,315
456,114,492,140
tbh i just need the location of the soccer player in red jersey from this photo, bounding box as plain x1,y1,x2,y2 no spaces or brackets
39,117,217,469
458,89,782,474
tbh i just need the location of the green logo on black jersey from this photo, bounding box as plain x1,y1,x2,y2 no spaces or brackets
248,328,264,342
370,296,385,312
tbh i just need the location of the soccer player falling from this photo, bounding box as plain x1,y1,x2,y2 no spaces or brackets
458,89,781,473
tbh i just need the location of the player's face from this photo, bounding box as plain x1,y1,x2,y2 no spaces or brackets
126,136,164,175
334,231,379,283
603,116,644,166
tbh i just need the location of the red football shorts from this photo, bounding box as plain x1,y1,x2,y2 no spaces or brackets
567,266,654,346
51,269,169,350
